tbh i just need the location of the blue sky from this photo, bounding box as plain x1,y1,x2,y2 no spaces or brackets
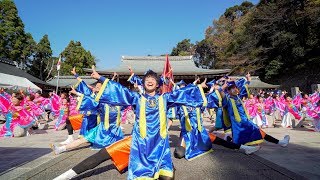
15,0,259,70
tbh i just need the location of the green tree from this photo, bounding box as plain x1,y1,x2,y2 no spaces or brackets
60,41,96,75
194,39,216,68
23,33,37,68
214,0,320,91
170,39,194,56
28,34,53,80
0,0,34,67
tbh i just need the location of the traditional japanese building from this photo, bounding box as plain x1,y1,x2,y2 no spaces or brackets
47,56,279,91
83,56,231,87
0,58,51,91
229,76,280,95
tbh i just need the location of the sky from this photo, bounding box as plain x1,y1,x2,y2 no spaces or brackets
15,0,259,70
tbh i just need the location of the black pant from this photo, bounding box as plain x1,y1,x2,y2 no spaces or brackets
73,148,111,174
220,134,279,144
264,134,279,144
174,136,241,159
73,148,174,179
66,118,73,135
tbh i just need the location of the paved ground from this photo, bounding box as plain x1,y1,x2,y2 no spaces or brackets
0,120,319,180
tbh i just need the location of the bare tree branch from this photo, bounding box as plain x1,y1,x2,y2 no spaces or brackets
45,58,55,81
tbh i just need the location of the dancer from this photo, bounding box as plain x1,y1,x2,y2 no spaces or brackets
54,67,208,180
174,96,260,161
206,79,231,134
217,74,290,147
0,92,36,137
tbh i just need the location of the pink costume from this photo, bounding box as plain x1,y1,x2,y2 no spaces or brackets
23,99,44,117
50,93,69,130
245,98,257,119
68,95,79,116
0,95,36,137
255,101,268,127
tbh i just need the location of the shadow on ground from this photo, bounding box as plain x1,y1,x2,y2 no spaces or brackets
0,147,51,175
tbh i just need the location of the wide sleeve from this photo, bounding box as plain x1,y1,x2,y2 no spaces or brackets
221,94,230,108
165,84,207,108
95,78,139,106
50,93,61,116
310,92,320,103
206,92,218,109
74,80,93,96
292,93,302,108
0,94,11,114
127,73,143,86
76,94,99,112
160,76,169,86
236,78,250,99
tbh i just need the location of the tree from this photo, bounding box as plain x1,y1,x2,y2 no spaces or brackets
194,39,216,68
0,0,34,67
60,41,96,75
170,39,194,56
28,35,53,81
22,33,36,69
216,0,320,91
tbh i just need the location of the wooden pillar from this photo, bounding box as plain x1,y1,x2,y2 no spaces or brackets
311,84,320,93
291,87,300,97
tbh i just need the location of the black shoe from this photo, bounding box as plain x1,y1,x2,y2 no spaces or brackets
226,136,233,142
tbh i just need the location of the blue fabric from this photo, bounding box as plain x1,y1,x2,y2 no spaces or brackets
85,122,123,149
167,107,177,119
165,84,205,108
4,112,13,137
75,80,93,96
206,79,216,87
78,96,99,112
55,109,65,128
206,91,220,109
77,93,124,148
223,95,263,145
236,78,250,99
79,114,97,136
206,91,231,131
128,74,143,86
97,79,205,179
176,80,186,86
83,103,124,148
177,106,212,160
215,107,223,129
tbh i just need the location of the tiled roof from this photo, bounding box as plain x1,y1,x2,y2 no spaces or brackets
46,76,97,88
230,76,280,88
0,59,49,85
85,56,230,75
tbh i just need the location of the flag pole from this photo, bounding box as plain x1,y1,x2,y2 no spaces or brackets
56,55,61,93
56,70,59,93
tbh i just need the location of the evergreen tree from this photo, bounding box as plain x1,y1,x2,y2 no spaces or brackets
28,35,53,80
0,0,35,67
60,41,96,75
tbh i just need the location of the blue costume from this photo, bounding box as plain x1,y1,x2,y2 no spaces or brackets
96,76,206,180
176,105,213,160
74,80,98,136
128,73,178,121
220,78,265,145
206,89,231,132
76,89,125,148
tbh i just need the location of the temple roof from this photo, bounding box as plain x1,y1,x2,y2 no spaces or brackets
46,76,97,88
230,76,280,89
85,56,230,75
0,58,49,85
